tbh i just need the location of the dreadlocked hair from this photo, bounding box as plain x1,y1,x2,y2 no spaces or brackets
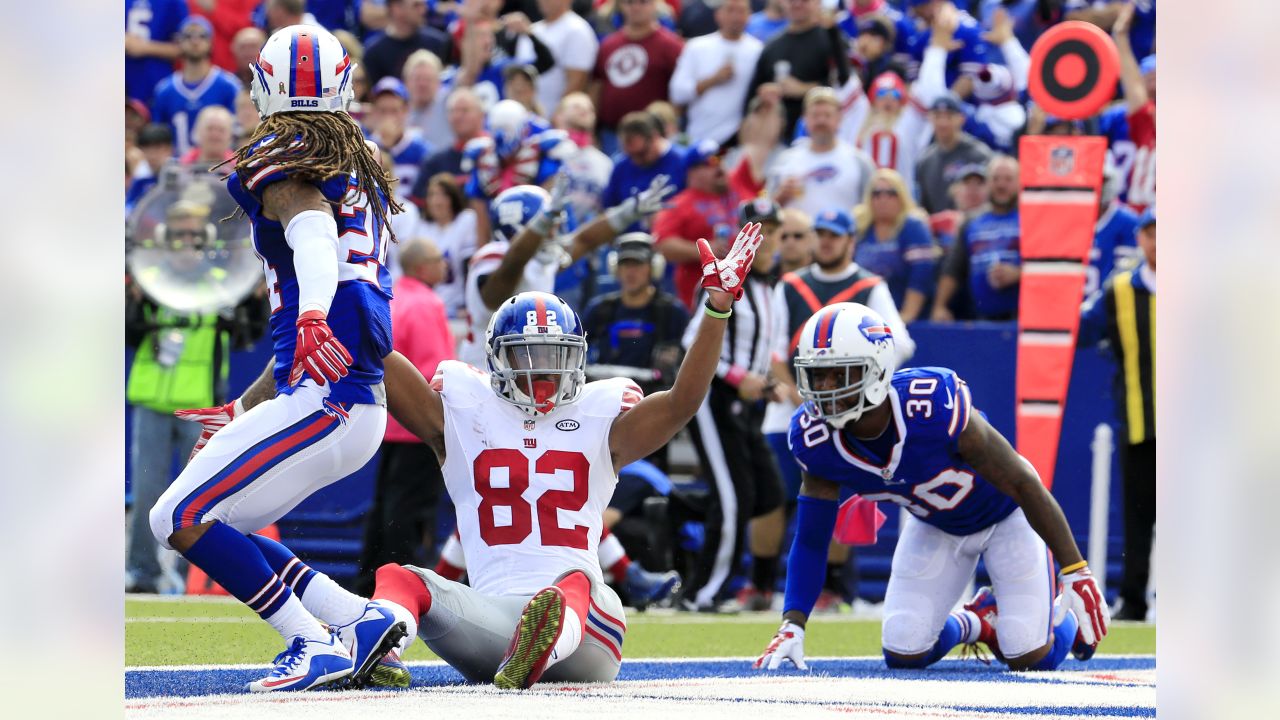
219,111,404,241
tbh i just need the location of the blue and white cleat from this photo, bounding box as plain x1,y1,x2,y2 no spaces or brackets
247,633,353,692
624,564,681,610
335,600,409,687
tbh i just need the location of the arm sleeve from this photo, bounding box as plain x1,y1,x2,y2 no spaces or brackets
1000,37,1031,92
1078,284,1110,348
911,45,950,109
729,155,765,198
866,282,915,365
286,210,342,316
782,494,840,616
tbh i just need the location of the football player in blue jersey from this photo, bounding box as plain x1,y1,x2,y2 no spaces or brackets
755,303,1110,672
149,25,411,693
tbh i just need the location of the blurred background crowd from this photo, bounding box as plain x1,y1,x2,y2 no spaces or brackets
124,0,1157,621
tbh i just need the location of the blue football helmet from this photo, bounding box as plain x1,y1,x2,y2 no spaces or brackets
490,184,551,244
485,291,587,415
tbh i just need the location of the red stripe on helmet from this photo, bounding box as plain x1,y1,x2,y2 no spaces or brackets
814,308,838,349
534,296,548,326
294,33,317,98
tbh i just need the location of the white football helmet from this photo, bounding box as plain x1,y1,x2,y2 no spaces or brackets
794,303,898,428
248,25,355,119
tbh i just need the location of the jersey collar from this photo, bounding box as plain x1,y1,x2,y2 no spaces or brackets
833,390,906,481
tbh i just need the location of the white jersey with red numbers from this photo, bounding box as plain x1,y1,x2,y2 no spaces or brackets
458,241,560,367
1125,101,1156,213
432,359,643,597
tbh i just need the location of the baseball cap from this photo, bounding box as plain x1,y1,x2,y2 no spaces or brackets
503,63,539,84
372,76,409,101
137,123,174,147
930,93,965,114
954,162,987,182
739,197,781,226
813,208,853,236
686,138,723,168
615,232,656,263
857,15,895,42
871,72,906,101
179,16,214,37
1138,206,1156,228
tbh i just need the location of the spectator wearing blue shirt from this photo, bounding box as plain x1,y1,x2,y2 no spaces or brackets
1087,162,1141,298
905,0,990,92
931,154,1020,321
367,77,434,200
150,16,242,157
363,0,454,86
852,168,939,322
126,0,189,104
602,112,692,232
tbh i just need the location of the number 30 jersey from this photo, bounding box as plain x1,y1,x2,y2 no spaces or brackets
434,360,643,596
788,367,1016,536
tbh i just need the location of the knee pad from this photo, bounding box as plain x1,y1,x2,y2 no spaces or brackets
881,611,936,656
148,500,176,550
994,615,1041,659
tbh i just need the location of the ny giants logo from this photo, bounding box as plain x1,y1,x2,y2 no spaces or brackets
523,438,537,448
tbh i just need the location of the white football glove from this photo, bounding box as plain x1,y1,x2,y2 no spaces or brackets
605,174,677,231
699,221,763,300
1061,565,1110,647
528,171,572,237
754,620,808,671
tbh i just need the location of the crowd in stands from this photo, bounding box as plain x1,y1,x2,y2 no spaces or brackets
125,0,1157,611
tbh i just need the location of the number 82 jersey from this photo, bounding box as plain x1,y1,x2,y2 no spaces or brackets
787,367,1017,536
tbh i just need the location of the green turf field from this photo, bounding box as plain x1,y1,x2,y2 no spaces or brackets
125,596,1155,667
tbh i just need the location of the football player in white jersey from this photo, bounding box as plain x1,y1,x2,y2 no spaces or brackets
192,224,764,689
457,173,676,367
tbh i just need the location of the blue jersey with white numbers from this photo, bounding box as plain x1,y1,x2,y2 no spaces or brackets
125,0,189,104
226,137,394,405
788,367,1017,536
151,69,242,155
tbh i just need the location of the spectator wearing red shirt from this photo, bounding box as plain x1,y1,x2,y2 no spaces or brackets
593,0,684,156
187,0,258,74
178,105,235,170
1113,3,1154,213
653,141,744,309
355,237,456,594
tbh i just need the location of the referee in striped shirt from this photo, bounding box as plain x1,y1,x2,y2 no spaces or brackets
1080,206,1156,622
678,201,784,612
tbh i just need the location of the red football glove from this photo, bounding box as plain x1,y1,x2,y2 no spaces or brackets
174,399,242,462
698,221,763,300
1061,565,1110,647
289,309,353,387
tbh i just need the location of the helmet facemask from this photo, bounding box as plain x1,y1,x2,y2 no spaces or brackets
489,334,586,416
795,356,887,429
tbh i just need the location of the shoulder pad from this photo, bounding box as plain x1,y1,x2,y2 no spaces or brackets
463,136,494,158
576,377,644,419
437,359,491,407
893,367,972,440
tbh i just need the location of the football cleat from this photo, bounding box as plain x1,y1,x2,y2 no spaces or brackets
247,632,353,692
624,564,681,611
366,649,412,688
964,586,1001,654
334,600,409,688
494,587,565,690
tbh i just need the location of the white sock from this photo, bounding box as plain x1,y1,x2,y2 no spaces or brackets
598,534,627,576
953,609,983,644
265,593,330,644
545,606,583,670
293,570,368,626
380,599,420,654
440,534,467,568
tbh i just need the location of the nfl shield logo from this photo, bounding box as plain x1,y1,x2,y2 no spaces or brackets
1050,145,1075,177
524,419,536,432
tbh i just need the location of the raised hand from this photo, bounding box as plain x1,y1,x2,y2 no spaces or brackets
529,171,572,236
605,174,678,231
698,221,763,303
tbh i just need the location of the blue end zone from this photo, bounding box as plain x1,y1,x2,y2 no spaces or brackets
127,656,1156,709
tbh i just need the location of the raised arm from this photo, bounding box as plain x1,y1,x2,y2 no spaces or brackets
608,222,764,468
382,351,447,458
478,175,573,309
1112,2,1147,113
